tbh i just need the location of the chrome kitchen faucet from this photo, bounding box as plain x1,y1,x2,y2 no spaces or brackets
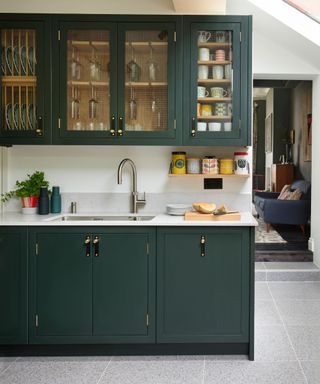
117,158,146,214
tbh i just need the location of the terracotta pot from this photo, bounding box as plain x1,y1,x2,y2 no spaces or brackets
21,196,39,208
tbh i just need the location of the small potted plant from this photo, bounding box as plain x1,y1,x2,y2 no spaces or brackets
1,171,49,214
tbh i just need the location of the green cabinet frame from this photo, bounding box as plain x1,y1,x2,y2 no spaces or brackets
0,15,52,145
0,227,28,345
52,15,182,145
182,16,252,146
28,227,156,344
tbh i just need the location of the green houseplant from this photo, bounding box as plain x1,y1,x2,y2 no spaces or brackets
1,171,49,211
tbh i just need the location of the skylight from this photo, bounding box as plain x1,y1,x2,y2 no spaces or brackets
283,0,320,23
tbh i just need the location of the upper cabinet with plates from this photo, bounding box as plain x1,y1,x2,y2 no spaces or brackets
0,15,51,145
0,15,251,146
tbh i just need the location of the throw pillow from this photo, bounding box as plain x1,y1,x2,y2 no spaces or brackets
278,187,302,200
278,184,291,200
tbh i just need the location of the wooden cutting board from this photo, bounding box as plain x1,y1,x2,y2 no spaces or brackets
184,211,241,221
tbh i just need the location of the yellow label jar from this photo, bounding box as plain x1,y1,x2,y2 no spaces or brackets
172,152,186,174
219,158,233,175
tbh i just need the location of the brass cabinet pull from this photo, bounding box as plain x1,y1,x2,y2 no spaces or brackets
36,117,43,136
200,235,206,257
93,235,100,257
84,235,91,257
191,117,196,137
117,117,123,136
110,116,116,136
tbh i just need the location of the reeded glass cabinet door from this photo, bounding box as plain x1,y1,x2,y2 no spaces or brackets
0,22,47,142
184,22,241,144
117,23,176,140
58,22,116,139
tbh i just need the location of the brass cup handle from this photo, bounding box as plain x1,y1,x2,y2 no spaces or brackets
93,235,100,257
191,117,196,137
110,116,116,136
84,236,91,257
200,235,206,257
117,117,123,136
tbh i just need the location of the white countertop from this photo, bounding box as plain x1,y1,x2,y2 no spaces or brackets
0,212,257,226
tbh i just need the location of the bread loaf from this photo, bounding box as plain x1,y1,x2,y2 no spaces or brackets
192,202,216,214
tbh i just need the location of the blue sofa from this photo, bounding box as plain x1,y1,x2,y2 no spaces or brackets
254,180,311,234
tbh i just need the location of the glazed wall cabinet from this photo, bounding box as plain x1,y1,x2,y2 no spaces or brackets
157,226,254,359
182,16,252,146
52,16,182,145
0,227,28,344
0,15,51,145
28,227,156,344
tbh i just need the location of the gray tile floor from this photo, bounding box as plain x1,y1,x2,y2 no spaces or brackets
1,281,320,383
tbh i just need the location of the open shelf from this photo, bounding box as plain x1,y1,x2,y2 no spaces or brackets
2,76,37,85
70,40,109,52
198,79,231,84
125,81,167,87
197,115,232,120
169,173,250,178
198,97,232,102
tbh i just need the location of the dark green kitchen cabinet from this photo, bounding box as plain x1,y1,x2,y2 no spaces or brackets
0,227,28,344
52,16,182,145
0,15,51,145
182,16,252,146
28,227,155,344
157,227,253,345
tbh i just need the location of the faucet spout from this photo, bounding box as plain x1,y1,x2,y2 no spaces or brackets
117,158,145,213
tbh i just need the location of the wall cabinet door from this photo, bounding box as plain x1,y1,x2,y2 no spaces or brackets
29,227,155,344
53,21,117,144
0,17,51,145
53,18,181,145
157,227,250,343
0,227,28,344
183,16,251,146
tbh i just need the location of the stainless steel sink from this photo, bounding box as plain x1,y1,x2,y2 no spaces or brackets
49,215,155,222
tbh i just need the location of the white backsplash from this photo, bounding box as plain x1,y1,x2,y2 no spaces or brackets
2,145,252,213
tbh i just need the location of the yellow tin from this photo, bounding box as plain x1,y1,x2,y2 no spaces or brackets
172,152,186,174
219,158,233,174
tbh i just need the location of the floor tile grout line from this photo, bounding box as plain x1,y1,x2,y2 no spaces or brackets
96,356,113,384
0,357,19,377
266,281,310,384
201,355,206,384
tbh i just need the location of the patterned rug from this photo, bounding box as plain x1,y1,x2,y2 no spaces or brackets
255,217,287,244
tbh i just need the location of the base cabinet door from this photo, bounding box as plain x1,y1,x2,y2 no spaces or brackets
157,227,250,343
29,230,93,343
29,227,155,344
0,227,28,344
93,229,155,342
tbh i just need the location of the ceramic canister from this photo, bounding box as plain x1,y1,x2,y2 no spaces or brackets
187,158,201,174
234,151,249,175
219,158,234,175
202,156,219,174
172,152,186,174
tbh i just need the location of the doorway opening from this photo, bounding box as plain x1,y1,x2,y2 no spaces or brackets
252,79,312,261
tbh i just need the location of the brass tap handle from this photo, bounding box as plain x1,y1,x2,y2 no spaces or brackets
84,235,91,257
191,117,196,137
110,116,116,136
93,235,100,257
200,235,206,257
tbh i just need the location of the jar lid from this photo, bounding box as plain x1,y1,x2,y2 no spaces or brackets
187,157,200,160
172,151,186,155
234,152,248,155
204,156,216,159
220,158,233,161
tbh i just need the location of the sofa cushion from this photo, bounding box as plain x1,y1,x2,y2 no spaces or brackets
291,180,311,200
278,184,291,200
278,187,302,200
